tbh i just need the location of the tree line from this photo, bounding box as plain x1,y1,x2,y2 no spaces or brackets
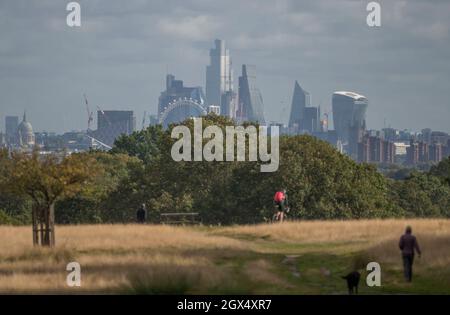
1,114,449,225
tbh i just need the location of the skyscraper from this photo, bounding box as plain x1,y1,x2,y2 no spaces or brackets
303,107,320,134
206,39,234,114
332,91,368,157
237,64,265,124
89,110,136,147
97,110,135,134
5,115,19,145
288,81,310,132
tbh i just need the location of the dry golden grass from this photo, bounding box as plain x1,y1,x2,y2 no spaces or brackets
0,224,247,293
216,218,450,246
217,219,450,273
0,219,449,294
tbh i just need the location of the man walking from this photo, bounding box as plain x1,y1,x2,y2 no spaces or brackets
399,226,421,282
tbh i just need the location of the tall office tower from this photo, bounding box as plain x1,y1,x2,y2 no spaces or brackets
5,116,19,145
97,111,135,134
158,74,205,118
206,39,234,114
237,64,265,124
332,91,368,155
288,81,310,132
221,90,237,118
90,110,136,147
303,106,320,134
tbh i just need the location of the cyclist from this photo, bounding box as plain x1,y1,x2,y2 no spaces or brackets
273,189,289,222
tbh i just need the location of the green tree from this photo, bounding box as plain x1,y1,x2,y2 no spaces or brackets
3,151,99,246
111,125,164,163
429,156,450,185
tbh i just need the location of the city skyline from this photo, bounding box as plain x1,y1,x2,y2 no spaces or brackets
1,1,450,134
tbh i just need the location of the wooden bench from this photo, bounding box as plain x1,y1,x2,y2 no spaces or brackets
159,212,201,225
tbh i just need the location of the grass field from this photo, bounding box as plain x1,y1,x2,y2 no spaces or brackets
1,219,450,294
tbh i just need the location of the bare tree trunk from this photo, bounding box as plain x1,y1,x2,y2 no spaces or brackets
32,203,56,247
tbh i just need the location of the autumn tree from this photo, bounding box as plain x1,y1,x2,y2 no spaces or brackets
3,151,99,246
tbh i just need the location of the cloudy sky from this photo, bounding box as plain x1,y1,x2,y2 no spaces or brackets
0,0,449,133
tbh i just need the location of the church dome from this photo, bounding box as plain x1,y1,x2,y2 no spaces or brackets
18,120,33,134
18,111,35,147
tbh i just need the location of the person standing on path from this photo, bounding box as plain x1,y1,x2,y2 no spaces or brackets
399,226,422,282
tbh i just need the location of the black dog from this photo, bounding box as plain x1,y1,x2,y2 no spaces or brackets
342,271,361,295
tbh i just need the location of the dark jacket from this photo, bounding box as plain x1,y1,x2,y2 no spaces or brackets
399,233,421,256
136,207,147,223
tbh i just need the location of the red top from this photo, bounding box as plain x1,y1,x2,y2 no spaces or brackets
274,191,285,202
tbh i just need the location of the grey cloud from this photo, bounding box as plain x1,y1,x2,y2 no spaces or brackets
0,0,449,133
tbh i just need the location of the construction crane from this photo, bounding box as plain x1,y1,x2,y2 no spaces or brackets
83,94,94,131
142,111,147,130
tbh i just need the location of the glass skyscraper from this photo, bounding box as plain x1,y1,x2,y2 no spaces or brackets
288,81,311,132
205,39,234,116
332,91,368,157
237,64,265,124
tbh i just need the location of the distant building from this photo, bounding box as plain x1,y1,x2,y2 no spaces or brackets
17,112,35,148
158,74,205,118
97,110,135,134
358,134,395,164
383,128,400,142
332,91,368,158
206,39,234,115
430,131,450,146
35,131,92,152
394,142,409,156
5,115,19,145
421,128,432,144
89,110,136,147
303,107,320,134
418,141,429,163
405,139,445,165
313,130,339,148
429,143,443,163
288,81,310,133
220,90,237,118
237,64,265,124
208,105,221,115
406,140,419,165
